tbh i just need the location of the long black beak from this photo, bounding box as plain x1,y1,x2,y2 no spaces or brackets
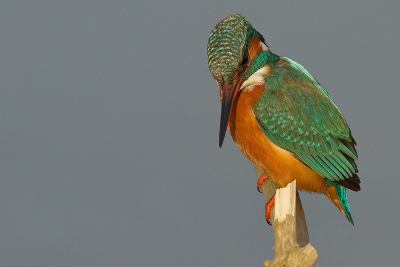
219,74,245,147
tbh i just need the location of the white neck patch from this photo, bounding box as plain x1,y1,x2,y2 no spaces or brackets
240,65,271,91
240,41,271,91
261,42,269,51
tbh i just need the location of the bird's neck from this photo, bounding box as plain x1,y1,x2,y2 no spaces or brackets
244,51,280,80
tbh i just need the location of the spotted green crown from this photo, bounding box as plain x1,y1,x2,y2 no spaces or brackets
207,14,264,86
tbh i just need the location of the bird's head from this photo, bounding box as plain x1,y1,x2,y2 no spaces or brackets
207,14,270,147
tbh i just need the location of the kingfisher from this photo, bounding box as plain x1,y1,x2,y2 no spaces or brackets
207,14,360,225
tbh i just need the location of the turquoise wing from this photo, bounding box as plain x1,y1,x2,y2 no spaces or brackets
253,57,360,191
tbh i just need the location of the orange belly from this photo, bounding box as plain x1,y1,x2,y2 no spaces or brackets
227,85,326,193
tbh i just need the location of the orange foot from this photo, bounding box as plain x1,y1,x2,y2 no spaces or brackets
265,194,276,225
257,173,268,193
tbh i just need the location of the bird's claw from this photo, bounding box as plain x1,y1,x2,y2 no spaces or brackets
265,193,276,225
257,173,268,193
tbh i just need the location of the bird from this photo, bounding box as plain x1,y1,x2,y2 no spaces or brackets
207,14,360,225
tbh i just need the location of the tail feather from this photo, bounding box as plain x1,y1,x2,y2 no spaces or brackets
324,181,355,225
334,184,354,225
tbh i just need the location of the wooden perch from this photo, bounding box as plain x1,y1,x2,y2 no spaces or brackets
253,164,318,267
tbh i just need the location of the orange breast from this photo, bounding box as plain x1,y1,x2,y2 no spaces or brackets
227,85,326,193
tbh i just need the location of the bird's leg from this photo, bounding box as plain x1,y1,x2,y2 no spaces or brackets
257,173,268,193
265,193,276,225
257,173,276,225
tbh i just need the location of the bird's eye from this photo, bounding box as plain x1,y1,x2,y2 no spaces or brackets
241,51,249,66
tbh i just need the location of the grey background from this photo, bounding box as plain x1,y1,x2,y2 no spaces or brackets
1,1,399,266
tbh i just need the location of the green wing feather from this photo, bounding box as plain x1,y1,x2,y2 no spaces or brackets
253,57,359,190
